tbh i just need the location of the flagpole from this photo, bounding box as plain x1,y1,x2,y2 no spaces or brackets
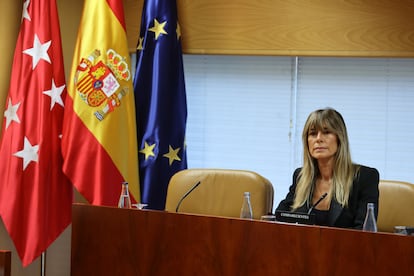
40,252,46,276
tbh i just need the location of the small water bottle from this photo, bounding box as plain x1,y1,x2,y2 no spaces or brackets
362,202,377,232
240,192,253,219
118,182,131,209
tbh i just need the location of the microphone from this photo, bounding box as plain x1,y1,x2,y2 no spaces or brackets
307,192,328,215
175,181,201,213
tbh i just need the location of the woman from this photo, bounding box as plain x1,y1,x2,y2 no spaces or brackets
276,108,379,229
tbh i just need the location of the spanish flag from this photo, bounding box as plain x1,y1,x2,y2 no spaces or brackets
62,0,140,205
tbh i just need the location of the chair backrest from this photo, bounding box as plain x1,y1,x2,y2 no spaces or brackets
165,169,274,220
377,180,414,232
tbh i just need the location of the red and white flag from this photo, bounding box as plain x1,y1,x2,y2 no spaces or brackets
0,0,73,266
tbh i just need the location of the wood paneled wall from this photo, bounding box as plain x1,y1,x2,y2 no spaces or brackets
125,0,414,57
0,1,21,140
2,0,414,126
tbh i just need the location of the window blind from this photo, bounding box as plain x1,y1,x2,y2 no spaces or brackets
183,55,414,208
183,55,293,203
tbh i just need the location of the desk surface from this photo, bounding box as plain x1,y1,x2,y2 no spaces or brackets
71,204,414,275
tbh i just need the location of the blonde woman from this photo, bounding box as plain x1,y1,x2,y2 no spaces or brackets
276,108,379,229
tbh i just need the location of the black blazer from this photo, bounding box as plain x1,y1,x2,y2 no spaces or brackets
276,165,379,229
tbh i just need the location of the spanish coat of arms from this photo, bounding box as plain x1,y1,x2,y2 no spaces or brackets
74,49,131,121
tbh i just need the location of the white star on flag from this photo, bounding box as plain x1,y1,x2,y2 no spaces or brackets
23,34,51,69
4,98,21,129
22,0,31,22
13,137,39,171
43,79,65,110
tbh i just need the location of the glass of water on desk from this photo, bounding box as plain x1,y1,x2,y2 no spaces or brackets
260,215,276,222
132,203,148,210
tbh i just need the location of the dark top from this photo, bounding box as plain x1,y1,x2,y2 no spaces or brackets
313,209,329,226
276,165,380,229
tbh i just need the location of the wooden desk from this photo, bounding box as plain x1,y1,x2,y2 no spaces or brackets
71,204,414,275
0,250,11,276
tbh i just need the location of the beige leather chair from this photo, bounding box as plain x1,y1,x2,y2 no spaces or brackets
377,180,414,232
165,169,274,220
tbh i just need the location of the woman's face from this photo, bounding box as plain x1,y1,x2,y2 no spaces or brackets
307,126,338,162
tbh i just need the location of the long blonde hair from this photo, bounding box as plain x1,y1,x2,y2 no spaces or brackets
292,108,359,210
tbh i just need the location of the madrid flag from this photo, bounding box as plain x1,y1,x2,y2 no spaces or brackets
62,0,140,205
0,0,73,266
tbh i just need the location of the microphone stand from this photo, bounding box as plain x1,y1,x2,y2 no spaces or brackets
307,192,328,215
175,181,201,212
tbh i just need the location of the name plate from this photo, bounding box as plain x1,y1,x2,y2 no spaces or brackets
275,211,315,225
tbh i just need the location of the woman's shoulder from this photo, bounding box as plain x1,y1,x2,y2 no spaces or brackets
294,167,302,174
356,164,379,174
354,164,380,182
293,167,302,179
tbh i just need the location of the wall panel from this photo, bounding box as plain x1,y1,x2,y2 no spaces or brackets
125,0,414,57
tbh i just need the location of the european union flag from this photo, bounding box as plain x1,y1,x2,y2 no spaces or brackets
134,0,187,210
